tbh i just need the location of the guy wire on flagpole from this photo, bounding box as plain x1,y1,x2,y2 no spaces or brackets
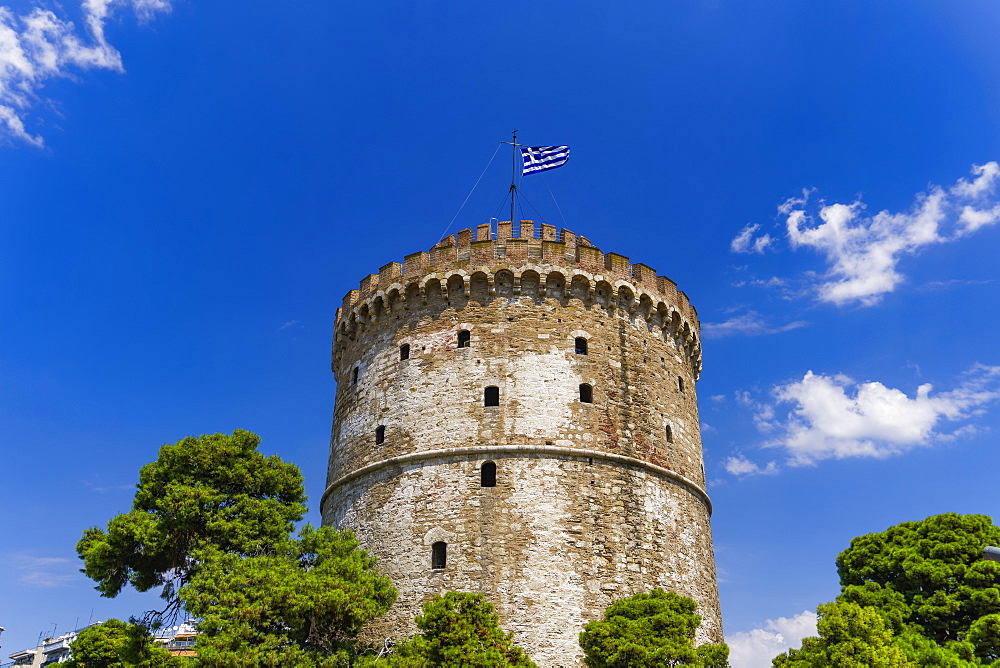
437,142,503,243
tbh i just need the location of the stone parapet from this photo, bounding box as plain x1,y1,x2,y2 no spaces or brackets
334,224,702,379
337,223,698,331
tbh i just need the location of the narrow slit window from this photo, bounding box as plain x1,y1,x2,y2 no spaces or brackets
678,377,685,392
665,425,673,442
457,330,471,348
484,386,500,407
481,461,497,487
575,337,588,355
351,367,359,385
375,425,385,445
400,344,410,361
432,541,447,569
579,383,593,403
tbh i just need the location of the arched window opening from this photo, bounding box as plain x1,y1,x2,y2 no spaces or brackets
579,383,593,403
432,542,447,570
484,386,500,407
481,461,497,487
400,344,410,361
375,425,385,445
665,425,673,442
575,337,588,355
351,367,359,385
678,377,685,392
457,330,471,348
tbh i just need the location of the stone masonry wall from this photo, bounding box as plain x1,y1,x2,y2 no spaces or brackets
321,225,719,666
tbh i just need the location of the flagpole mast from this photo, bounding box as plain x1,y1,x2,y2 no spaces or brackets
509,129,518,227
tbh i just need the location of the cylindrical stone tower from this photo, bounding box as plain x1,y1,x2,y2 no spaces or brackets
321,222,719,667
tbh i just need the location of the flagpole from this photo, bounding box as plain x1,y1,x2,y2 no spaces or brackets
509,129,518,229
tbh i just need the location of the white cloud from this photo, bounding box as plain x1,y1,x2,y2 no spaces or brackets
702,311,807,339
918,278,992,292
749,277,786,288
760,365,1000,466
952,161,1000,198
0,0,170,146
731,223,773,254
727,610,818,668
777,162,1000,306
724,455,778,476
11,554,80,587
958,204,1000,234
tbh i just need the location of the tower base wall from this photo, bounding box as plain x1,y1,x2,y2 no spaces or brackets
323,450,721,667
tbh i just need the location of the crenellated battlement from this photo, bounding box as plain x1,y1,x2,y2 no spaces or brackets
336,222,699,330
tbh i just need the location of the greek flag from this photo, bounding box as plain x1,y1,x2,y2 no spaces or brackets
521,145,570,175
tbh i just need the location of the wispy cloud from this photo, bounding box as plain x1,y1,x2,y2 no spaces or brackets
741,364,1000,468
0,0,170,146
731,223,773,254
734,163,1000,306
917,278,993,292
11,554,81,587
724,455,778,476
727,610,818,668
83,479,134,493
782,162,1000,306
279,320,304,331
702,310,807,339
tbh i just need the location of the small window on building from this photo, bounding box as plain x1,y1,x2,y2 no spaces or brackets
400,344,410,361
375,425,385,445
484,386,500,407
665,425,673,442
579,383,593,403
575,337,588,355
432,541,447,569
678,377,685,392
351,366,359,385
458,330,471,348
481,461,497,487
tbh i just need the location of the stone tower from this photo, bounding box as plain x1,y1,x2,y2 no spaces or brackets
321,222,719,667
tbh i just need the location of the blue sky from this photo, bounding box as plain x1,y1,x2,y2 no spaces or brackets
2,1,1000,665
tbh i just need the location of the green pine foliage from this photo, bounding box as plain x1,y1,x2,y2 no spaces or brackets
63,619,182,667
389,592,535,667
76,430,396,666
771,602,911,667
579,589,730,667
180,526,396,666
77,430,307,613
773,513,1000,667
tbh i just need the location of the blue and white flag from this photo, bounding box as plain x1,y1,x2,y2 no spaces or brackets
521,145,570,175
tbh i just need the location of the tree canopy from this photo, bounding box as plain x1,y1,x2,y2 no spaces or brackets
579,589,729,667
390,592,535,667
76,430,396,666
774,513,1000,666
180,525,396,667
63,619,181,667
772,602,911,668
77,430,307,617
